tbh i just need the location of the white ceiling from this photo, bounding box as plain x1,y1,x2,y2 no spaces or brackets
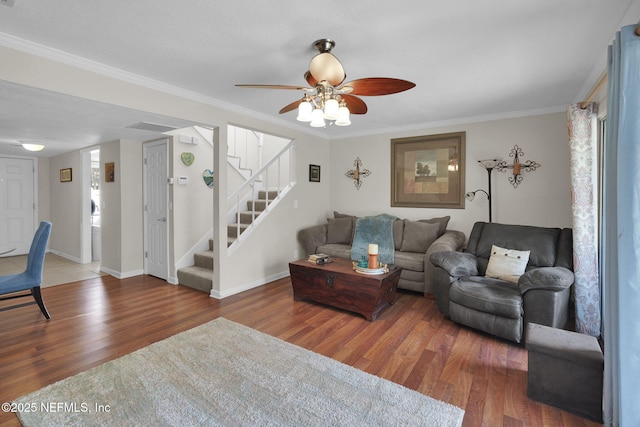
0,0,638,156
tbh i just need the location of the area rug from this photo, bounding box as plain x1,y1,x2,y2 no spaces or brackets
15,318,464,426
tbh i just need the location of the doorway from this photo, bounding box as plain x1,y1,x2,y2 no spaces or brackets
143,139,169,280
0,156,36,255
80,148,101,264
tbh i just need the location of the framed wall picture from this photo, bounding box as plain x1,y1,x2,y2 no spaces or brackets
105,162,115,182
59,168,72,182
390,131,466,208
309,164,321,182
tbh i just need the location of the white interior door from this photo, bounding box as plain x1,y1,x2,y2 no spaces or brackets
0,157,35,255
143,140,169,280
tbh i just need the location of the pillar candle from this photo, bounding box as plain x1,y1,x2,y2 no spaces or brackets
368,244,378,255
513,161,521,175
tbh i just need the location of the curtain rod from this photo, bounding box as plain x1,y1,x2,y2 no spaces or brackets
580,21,639,108
580,73,607,109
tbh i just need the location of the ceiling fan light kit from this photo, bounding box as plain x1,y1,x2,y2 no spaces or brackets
237,39,415,128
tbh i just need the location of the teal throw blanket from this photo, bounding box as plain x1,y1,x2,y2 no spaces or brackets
351,214,397,264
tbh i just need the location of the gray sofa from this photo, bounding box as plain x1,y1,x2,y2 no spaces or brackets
297,212,465,294
430,222,574,343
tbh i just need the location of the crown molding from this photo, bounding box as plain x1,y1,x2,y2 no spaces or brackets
333,105,568,140
0,31,567,142
0,32,330,140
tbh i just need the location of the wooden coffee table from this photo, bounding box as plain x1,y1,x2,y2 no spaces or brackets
288,257,401,321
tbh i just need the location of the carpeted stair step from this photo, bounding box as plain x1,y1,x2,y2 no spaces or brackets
227,189,281,246
177,265,212,293
238,211,261,224
258,190,279,200
247,200,270,211
228,223,249,238
194,250,213,270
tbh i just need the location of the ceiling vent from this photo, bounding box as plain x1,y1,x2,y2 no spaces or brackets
126,122,178,133
0,0,16,7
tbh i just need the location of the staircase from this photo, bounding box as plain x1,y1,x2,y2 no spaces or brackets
176,238,213,293
227,190,278,246
176,190,278,292
177,133,295,294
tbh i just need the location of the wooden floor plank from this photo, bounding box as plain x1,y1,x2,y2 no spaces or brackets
0,275,603,427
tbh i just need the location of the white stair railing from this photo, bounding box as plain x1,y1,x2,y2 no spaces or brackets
226,140,295,250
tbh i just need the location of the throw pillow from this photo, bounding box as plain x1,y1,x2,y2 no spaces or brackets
327,217,354,244
400,219,440,253
485,245,531,283
393,219,404,250
418,215,450,237
333,211,356,219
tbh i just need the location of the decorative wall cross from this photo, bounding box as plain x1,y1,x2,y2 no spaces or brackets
345,157,371,190
496,145,541,188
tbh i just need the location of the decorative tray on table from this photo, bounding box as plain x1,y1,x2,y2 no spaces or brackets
352,262,389,275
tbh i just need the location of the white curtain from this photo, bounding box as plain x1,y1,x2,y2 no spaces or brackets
602,24,640,427
566,103,600,337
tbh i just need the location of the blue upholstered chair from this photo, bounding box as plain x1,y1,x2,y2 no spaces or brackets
0,221,52,319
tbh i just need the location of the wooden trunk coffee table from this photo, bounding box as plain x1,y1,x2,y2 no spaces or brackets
289,257,401,321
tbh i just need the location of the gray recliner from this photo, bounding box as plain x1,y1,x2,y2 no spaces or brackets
429,222,574,343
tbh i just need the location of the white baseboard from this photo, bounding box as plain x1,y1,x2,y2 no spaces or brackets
209,270,290,299
100,266,144,279
47,249,83,264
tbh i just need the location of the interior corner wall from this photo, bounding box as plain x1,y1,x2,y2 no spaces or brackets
171,132,214,273
329,112,572,239
36,157,51,224
48,150,83,261
98,138,144,277
99,140,122,274
119,139,144,275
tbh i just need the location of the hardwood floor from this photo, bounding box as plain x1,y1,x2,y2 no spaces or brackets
0,275,601,427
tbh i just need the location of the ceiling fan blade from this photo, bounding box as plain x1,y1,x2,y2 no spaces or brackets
235,84,309,91
340,78,416,96
279,99,303,114
304,71,318,87
341,94,368,114
309,52,345,86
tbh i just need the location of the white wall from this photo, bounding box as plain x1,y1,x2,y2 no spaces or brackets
36,157,51,224
329,112,572,239
119,139,144,275
171,131,215,278
48,150,83,261
98,140,122,274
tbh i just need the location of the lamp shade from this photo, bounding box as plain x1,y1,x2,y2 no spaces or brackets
478,158,502,169
323,98,339,120
335,105,351,126
296,101,312,122
310,108,325,128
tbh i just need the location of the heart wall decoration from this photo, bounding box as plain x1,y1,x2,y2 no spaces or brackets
202,169,214,188
181,152,195,166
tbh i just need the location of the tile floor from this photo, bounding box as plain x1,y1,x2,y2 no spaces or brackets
0,253,104,288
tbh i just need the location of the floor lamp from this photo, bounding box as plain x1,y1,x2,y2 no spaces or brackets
465,158,501,223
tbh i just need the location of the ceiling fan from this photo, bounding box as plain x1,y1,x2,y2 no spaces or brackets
236,39,416,127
